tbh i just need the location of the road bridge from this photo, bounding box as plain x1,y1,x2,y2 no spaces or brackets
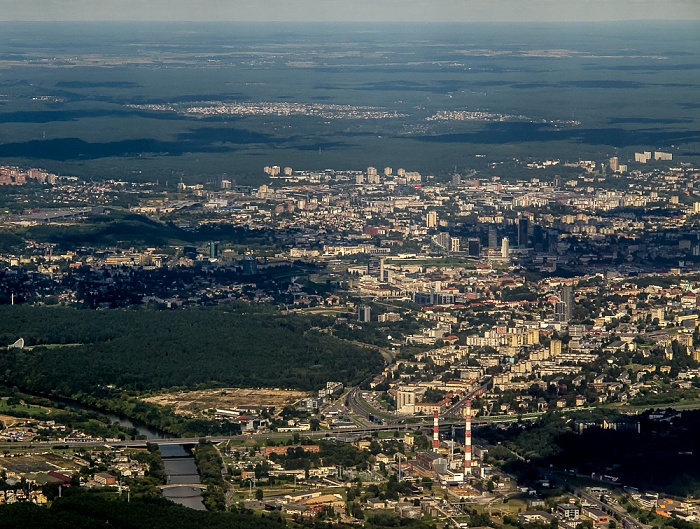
160,484,206,490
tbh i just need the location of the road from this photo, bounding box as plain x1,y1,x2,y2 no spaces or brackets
445,380,491,418
345,386,397,426
3,415,534,449
553,474,650,529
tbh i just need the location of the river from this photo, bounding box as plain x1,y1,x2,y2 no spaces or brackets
50,396,168,440
5,387,205,508
1,386,169,440
160,444,206,510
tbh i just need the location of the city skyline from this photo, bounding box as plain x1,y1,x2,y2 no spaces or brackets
1,0,699,22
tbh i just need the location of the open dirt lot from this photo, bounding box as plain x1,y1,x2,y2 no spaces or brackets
0,453,79,474
142,388,308,417
0,414,24,428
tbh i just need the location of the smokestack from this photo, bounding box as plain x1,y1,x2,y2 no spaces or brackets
433,410,439,451
464,399,472,475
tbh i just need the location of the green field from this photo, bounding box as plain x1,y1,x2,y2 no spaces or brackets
0,398,49,416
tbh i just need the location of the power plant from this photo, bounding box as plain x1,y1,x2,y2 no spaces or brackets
464,399,472,476
433,410,439,451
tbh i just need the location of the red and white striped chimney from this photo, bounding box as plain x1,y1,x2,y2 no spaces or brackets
433,410,439,451
464,399,472,475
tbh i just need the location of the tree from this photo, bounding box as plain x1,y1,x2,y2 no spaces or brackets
256,487,264,501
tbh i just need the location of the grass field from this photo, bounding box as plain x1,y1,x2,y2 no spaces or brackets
0,398,51,417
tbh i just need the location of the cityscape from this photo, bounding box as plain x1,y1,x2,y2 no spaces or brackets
0,4,699,529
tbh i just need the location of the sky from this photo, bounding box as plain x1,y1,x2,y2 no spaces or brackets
1,0,699,22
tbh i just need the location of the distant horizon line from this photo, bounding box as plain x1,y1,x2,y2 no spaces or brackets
0,19,697,24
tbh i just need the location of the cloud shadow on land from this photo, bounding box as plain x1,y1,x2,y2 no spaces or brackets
413,122,700,148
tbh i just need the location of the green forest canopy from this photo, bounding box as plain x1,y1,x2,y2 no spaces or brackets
0,305,383,394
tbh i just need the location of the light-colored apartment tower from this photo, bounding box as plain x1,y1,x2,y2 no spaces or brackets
426,210,437,228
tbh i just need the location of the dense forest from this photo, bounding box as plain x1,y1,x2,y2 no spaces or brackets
194,442,227,510
0,210,281,252
0,491,436,529
478,410,700,498
0,493,289,529
0,304,383,393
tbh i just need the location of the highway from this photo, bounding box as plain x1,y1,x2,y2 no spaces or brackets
445,381,491,418
1,414,540,449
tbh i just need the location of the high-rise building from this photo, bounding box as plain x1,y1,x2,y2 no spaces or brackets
532,225,546,252
560,285,574,322
426,211,437,228
554,301,568,322
467,238,480,256
241,256,258,275
434,231,451,250
451,237,461,253
501,237,510,259
488,226,498,249
209,242,218,259
367,172,381,184
368,257,382,278
550,339,562,357
358,305,371,323
654,151,673,161
384,167,393,176
518,217,529,248
547,230,559,254
609,157,619,172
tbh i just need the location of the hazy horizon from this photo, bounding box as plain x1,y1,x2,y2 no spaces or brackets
1,0,699,23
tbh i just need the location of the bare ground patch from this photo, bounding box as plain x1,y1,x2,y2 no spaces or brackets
0,414,23,428
141,388,309,417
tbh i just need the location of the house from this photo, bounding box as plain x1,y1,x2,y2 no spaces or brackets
94,473,117,486
367,497,387,509
355,439,371,451
283,504,311,518
582,506,609,525
557,504,580,520
519,512,556,524
262,445,321,457
527,497,547,508
305,493,345,514
47,471,72,485
375,453,392,465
